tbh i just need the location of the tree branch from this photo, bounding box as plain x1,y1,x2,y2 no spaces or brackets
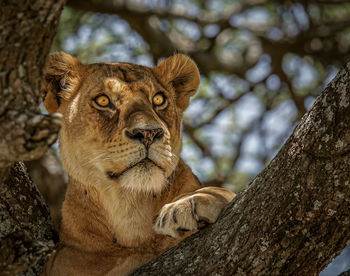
0,163,57,275
0,0,66,274
0,1,64,166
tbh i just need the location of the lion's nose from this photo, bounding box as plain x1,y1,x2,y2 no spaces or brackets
126,127,164,148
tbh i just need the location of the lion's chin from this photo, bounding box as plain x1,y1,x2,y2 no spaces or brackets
117,164,167,195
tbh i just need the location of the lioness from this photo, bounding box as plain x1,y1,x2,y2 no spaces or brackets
41,52,235,275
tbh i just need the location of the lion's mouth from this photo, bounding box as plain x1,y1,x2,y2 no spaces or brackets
107,158,163,179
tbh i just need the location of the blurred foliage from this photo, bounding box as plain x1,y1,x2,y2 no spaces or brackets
53,0,350,192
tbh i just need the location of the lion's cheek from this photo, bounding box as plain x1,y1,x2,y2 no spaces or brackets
172,135,182,157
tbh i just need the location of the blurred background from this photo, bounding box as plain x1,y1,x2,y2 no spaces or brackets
27,0,350,275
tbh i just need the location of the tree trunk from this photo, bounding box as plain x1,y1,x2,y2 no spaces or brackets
0,0,65,274
0,163,56,275
0,0,63,166
133,62,350,275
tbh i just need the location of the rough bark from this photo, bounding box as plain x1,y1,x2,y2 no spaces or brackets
0,0,65,274
0,1,63,167
0,162,57,275
340,269,350,276
133,62,350,275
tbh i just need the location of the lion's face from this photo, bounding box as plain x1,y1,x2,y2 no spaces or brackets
42,53,199,194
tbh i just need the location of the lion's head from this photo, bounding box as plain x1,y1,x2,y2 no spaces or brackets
42,53,200,194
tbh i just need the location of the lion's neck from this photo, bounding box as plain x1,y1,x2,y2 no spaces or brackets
59,179,116,251
60,176,172,250
98,181,165,247
59,159,198,251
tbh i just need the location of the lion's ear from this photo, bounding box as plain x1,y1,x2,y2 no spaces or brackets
154,54,200,111
42,52,81,113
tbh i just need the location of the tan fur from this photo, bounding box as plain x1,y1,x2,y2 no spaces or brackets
41,52,235,276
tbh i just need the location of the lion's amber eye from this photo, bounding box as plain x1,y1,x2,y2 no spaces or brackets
95,95,110,107
153,93,165,106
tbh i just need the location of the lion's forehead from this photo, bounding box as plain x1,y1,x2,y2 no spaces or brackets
77,62,166,100
85,62,157,83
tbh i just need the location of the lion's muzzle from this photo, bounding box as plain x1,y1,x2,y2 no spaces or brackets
125,127,164,148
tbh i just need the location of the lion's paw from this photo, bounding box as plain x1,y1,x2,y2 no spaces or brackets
152,194,224,238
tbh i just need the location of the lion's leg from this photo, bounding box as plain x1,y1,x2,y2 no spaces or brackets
153,187,235,238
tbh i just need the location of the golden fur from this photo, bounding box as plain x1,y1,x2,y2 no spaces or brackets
41,52,235,275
